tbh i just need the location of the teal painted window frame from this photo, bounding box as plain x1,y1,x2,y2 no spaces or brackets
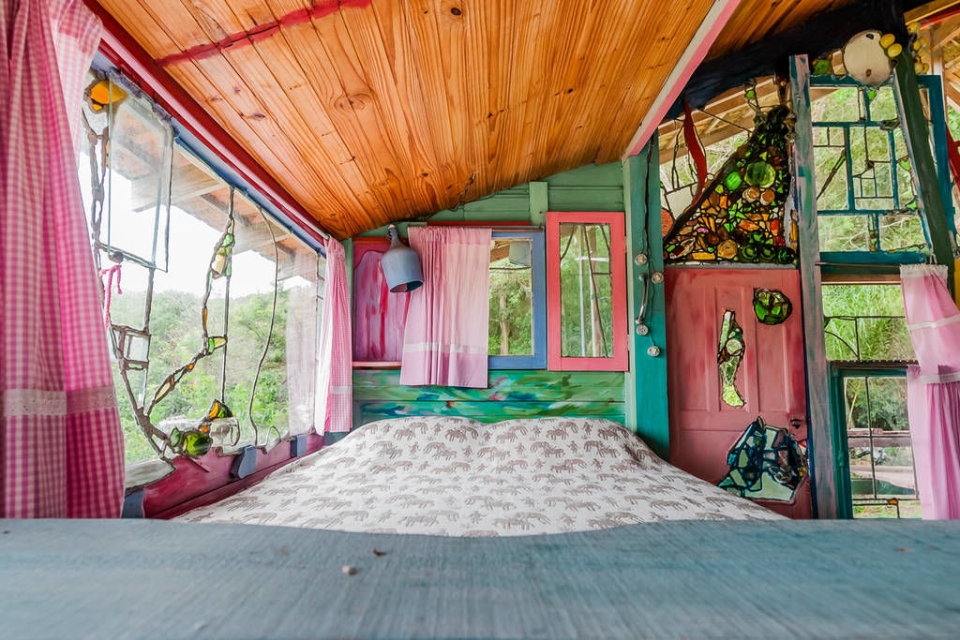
828,364,911,519
810,75,955,267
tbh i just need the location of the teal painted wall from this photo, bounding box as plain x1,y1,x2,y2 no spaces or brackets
351,156,668,452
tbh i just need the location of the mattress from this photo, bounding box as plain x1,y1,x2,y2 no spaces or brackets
178,416,781,535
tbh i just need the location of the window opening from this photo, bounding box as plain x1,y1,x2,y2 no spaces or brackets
80,68,322,465
823,282,919,518
547,212,627,371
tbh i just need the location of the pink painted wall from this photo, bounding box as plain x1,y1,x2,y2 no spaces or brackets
352,238,409,363
143,433,324,518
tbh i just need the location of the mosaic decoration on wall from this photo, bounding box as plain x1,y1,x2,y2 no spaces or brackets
719,417,808,502
663,102,796,264
753,288,793,325
718,310,745,407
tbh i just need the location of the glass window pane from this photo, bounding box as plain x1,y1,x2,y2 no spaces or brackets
224,193,297,448
282,239,320,437
856,317,915,361
814,130,849,211
879,212,926,251
489,238,534,356
148,197,229,444
821,284,914,363
102,79,172,268
844,375,919,518
824,317,858,361
558,222,614,358
818,214,872,252
812,86,863,122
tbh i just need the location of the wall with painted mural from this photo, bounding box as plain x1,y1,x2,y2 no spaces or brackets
349,160,666,445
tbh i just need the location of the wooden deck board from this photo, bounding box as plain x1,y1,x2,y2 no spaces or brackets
1,519,959,639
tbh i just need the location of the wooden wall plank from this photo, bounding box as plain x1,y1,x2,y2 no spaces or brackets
357,400,625,423
353,370,625,402
791,55,836,519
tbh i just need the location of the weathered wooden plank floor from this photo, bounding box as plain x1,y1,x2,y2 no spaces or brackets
1,519,959,639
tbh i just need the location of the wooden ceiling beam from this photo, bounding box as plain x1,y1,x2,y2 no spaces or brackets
932,14,960,45
943,71,960,109
623,0,742,158
906,0,960,23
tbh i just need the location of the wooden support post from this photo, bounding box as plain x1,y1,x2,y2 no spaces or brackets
623,144,669,459
529,182,548,227
895,54,956,290
791,55,838,519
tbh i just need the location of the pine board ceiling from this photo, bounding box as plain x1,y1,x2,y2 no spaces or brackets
92,0,857,239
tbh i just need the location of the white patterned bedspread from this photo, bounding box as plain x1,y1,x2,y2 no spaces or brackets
178,417,782,535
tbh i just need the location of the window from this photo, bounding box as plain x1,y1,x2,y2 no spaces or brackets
546,212,628,371
79,70,323,466
822,282,919,518
835,371,918,518
822,283,914,362
810,82,944,260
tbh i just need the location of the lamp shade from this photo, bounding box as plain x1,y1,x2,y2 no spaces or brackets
381,225,423,292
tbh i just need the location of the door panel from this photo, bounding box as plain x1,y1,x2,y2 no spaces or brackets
666,267,810,518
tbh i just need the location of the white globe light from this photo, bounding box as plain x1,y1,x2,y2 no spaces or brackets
843,30,894,86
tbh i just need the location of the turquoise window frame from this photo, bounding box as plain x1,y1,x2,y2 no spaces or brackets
810,75,955,268
828,364,911,519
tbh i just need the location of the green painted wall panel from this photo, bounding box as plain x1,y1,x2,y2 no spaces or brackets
546,163,624,187
357,400,625,423
545,187,624,211
623,146,669,459
354,370,624,402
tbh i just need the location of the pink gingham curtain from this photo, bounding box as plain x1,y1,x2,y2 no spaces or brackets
1,0,125,517
901,264,960,519
316,238,352,433
400,226,491,388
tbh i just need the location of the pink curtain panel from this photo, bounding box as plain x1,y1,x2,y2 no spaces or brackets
1,0,125,517
901,264,960,520
316,238,353,433
401,227,491,388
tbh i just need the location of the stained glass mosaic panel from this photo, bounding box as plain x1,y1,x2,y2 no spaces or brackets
663,105,795,264
718,310,745,407
718,417,808,501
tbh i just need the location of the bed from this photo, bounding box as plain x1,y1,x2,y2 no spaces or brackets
178,416,781,534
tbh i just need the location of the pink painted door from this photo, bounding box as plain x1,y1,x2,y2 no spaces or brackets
665,268,811,519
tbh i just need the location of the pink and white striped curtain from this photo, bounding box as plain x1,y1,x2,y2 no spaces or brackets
901,264,960,519
316,238,352,433
400,226,491,388
1,0,125,517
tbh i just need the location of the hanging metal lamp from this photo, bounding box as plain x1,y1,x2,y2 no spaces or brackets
380,224,423,292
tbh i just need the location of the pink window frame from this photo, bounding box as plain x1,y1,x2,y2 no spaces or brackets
546,211,628,371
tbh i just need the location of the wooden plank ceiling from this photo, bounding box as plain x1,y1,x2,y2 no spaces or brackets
93,0,856,239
